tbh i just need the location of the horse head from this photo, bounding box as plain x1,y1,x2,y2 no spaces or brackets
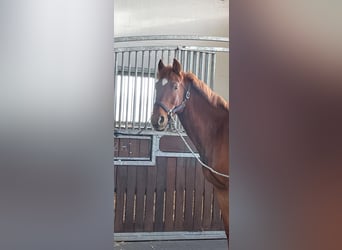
151,58,190,131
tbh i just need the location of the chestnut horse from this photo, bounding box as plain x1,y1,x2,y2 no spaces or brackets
151,59,229,242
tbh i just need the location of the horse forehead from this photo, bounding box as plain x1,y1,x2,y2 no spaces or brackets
156,77,170,87
157,75,180,86
159,68,182,81
159,73,175,81
161,78,168,86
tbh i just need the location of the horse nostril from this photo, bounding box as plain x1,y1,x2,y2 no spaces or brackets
158,116,165,126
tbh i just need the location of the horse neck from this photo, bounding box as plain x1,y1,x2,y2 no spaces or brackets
177,88,226,160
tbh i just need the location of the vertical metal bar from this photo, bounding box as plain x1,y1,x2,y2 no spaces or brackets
193,51,199,76
179,50,184,65
177,49,186,131
168,49,172,65
118,52,125,128
153,50,159,127
157,50,160,64
145,52,149,127
125,51,132,129
210,53,217,89
154,50,158,80
183,50,188,72
204,52,210,86
138,51,145,129
186,50,191,73
145,50,152,129
161,50,164,64
199,52,204,81
207,53,212,87
122,52,128,127
180,50,193,131
143,51,147,129
151,50,158,130
132,51,139,129
180,49,185,69
175,48,180,62
179,49,182,66
189,51,194,74
114,52,119,128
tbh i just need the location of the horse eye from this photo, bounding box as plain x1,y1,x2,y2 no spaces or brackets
174,84,178,90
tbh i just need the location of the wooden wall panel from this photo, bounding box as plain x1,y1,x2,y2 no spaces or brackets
134,167,147,231
184,159,195,230
114,138,225,233
124,167,136,232
143,166,157,232
164,158,176,231
154,157,167,231
174,158,186,230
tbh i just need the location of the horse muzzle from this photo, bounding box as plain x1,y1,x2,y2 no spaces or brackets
151,113,169,131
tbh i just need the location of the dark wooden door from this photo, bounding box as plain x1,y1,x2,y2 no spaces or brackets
114,135,224,233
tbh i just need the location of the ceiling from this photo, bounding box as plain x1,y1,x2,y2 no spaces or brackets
114,0,228,37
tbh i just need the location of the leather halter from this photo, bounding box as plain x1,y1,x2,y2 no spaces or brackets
156,84,191,119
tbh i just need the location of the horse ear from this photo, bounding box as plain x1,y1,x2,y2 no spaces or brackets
172,58,182,75
158,59,165,72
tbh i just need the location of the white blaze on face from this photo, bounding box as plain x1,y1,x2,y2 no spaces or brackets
162,78,168,86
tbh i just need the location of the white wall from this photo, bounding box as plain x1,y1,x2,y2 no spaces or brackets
114,0,229,100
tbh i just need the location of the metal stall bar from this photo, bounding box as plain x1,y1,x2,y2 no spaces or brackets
198,52,204,81
118,52,125,128
210,53,216,90
132,51,139,129
203,52,209,86
125,51,132,128
145,51,152,129
114,52,119,128
153,50,158,122
193,51,199,76
138,51,145,129
167,49,172,65
162,49,166,64
180,49,185,70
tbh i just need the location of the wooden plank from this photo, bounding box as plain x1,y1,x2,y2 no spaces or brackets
193,162,205,231
128,138,140,157
159,136,185,152
134,166,147,231
139,137,150,158
144,165,157,232
114,138,119,157
174,158,186,230
123,166,136,232
154,157,167,231
114,165,117,192
135,138,149,231
202,178,214,230
184,158,195,230
114,165,127,232
159,136,197,153
164,158,176,231
118,138,130,157
212,189,224,230
114,165,117,230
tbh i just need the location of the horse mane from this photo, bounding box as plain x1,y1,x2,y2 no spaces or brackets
184,72,229,111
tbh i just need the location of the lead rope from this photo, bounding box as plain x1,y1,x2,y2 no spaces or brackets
170,116,229,179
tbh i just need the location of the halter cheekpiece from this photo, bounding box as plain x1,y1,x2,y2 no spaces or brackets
156,85,191,119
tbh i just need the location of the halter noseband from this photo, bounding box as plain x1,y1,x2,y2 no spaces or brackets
156,85,191,119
